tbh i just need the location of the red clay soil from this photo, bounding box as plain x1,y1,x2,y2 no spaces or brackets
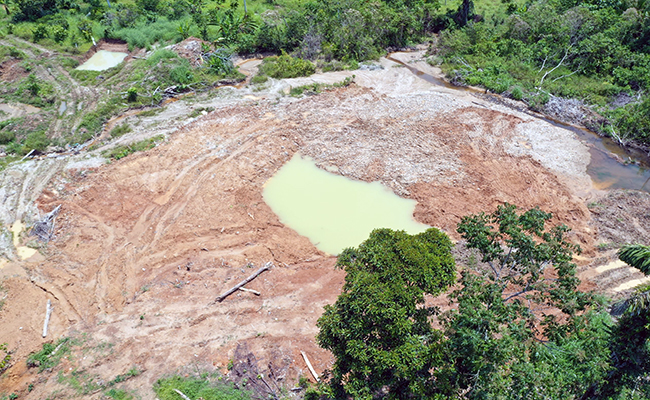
0,85,601,399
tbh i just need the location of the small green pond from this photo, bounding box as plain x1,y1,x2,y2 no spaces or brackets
263,155,429,255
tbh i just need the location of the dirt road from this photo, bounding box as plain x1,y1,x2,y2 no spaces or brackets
0,51,646,399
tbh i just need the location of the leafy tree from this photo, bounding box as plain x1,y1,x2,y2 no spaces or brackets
316,228,455,400
13,0,57,21
441,204,610,399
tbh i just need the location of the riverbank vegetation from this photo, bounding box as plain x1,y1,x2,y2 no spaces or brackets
436,0,650,147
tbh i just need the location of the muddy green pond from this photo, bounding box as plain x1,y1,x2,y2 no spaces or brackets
263,155,429,255
76,50,128,71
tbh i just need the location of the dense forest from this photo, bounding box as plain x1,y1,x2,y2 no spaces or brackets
0,0,649,149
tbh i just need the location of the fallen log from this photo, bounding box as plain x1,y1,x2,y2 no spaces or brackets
42,299,52,338
301,351,319,382
238,287,260,296
216,262,271,302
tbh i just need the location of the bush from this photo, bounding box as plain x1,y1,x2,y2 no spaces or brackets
32,24,49,42
109,123,132,138
26,338,72,372
257,51,314,79
126,87,138,102
51,25,68,43
23,131,50,153
169,65,193,85
0,130,16,145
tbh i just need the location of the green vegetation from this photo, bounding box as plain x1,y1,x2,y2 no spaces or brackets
109,123,132,138
312,205,650,399
27,337,75,372
105,388,134,400
102,134,164,159
153,374,253,400
255,51,315,82
289,76,354,97
0,343,11,374
188,106,215,118
316,228,455,399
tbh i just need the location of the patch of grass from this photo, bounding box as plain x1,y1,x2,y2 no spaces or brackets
110,123,132,139
289,75,355,97
0,343,11,374
58,56,80,69
27,337,76,372
188,106,214,118
57,369,103,395
112,17,182,50
103,135,165,160
105,388,134,400
153,374,253,400
137,108,164,118
108,367,141,386
0,156,19,173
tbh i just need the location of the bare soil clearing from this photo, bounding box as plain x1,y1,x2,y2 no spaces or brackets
0,51,646,399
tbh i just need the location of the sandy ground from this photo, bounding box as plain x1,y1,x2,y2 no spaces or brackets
0,51,647,399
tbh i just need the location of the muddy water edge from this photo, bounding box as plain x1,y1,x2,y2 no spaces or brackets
388,53,650,193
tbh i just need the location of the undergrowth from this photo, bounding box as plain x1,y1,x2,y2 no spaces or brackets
153,374,253,400
27,337,76,372
103,135,165,160
289,75,355,97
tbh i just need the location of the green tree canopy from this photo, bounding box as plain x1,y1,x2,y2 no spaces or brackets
316,228,455,400
314,205,614,400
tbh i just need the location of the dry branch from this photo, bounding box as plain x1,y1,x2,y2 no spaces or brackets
31,205,61,243
42,299,52,338
300,351,319,382
173,389,191,400
216,262,272,302
238,287,261,296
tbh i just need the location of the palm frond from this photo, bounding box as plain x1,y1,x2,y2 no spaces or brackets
618,244,650,275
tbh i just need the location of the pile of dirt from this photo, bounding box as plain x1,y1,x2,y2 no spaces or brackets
169,37,210,67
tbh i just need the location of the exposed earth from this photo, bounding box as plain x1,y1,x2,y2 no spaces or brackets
1,50,649,399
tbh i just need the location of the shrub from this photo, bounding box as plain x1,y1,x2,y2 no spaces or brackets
51,25,67,43
32,24,49,42
0,343,11,373
257,51,314,79
27,338,72,372
23,131,50,153
0,130,16,145
127,87,138,102
109,124,132,138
